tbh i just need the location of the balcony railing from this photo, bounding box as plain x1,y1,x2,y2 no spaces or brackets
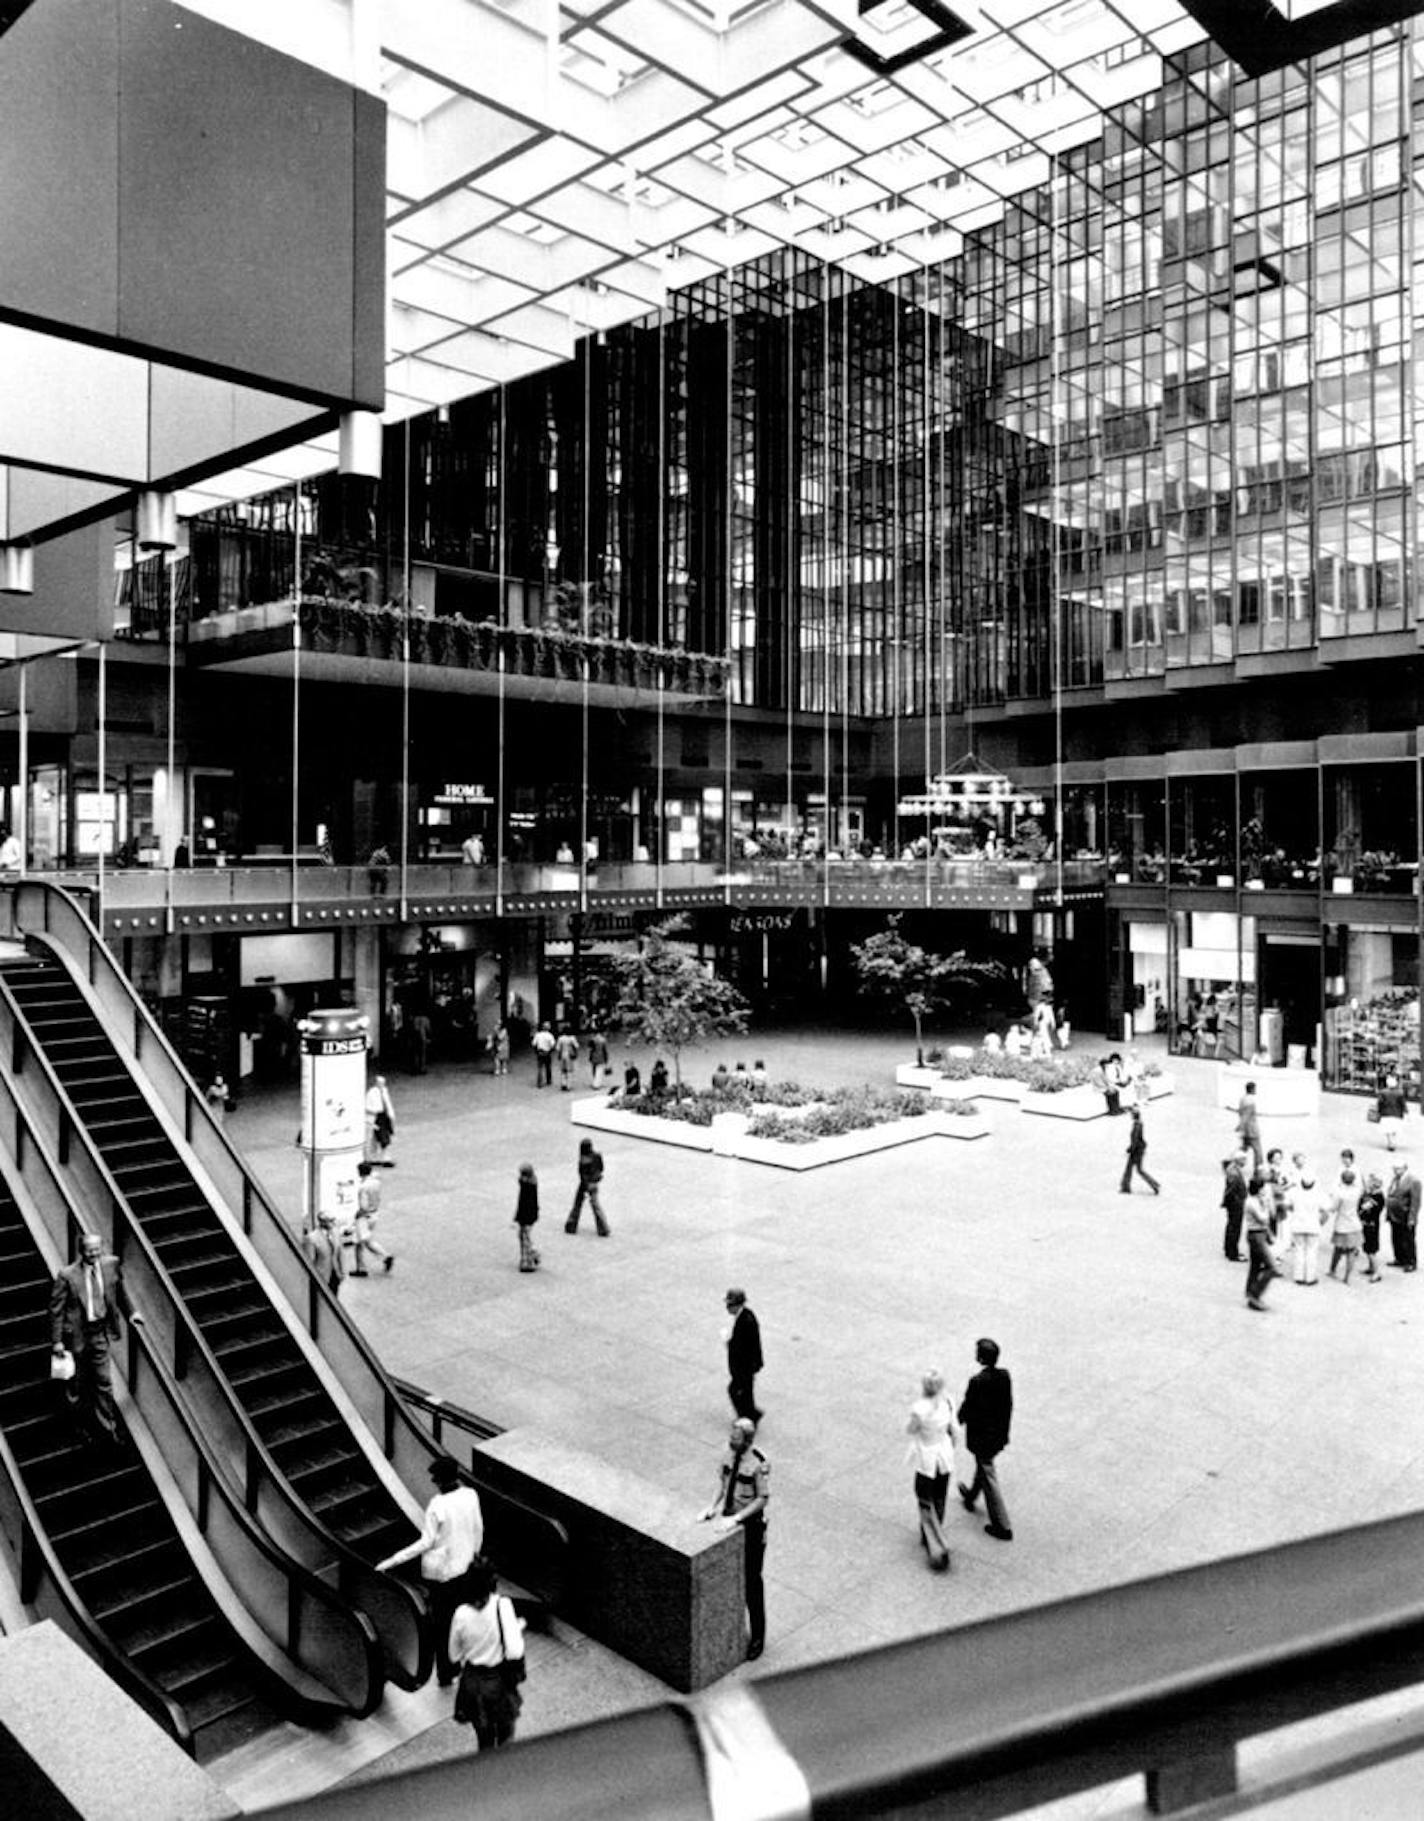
186,597,729,699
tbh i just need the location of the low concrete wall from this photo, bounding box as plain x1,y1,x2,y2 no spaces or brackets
474,1430,743,1693
0,1621,237,1821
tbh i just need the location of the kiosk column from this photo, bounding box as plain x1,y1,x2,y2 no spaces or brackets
298,1008,370,1231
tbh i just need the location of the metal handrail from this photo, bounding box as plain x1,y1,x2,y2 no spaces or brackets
254,1504,1424,1821
0,1071,385,1720
0,947,432,1689
7,880,569,1604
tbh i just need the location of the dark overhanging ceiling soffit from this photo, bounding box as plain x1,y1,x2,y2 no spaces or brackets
842,0,973,76
0,1,37,38
1179,0,1424,78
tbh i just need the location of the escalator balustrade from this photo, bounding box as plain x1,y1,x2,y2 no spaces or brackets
2,959,414,1578
0,1185,279,1758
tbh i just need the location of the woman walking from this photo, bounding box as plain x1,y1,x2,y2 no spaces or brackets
450,1562,527,1751
1376,1073,1408,1150
514,1163,541,1273
905,1369,958,1571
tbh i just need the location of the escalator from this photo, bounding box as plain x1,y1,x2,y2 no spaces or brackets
0,953,429,1679
0,1182,337,1759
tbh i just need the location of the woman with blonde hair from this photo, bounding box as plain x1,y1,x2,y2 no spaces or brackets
906,1368,958,1571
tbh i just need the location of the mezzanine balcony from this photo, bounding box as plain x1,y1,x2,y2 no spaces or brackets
184,598,729,706
53,855,1104,940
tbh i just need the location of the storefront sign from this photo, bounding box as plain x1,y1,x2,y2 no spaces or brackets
434,782,493,806
729,910,801,934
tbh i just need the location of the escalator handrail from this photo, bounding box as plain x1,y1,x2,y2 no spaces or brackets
0,955,433,1689
0,1392,193,1752
0,1086,386,1720
10,880,569,1593
14,881,442,1454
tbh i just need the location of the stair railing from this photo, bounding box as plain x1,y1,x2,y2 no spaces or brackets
0,958,432,1690
6,879,569,1600
0,1079,385,1719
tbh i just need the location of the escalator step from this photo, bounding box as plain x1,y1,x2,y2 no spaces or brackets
251,1394,330,1443
71,1536,189,1590
121,1607,224,1667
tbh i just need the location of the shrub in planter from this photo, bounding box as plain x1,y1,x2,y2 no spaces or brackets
746,1086,927,1144
1016,1055,1100,1094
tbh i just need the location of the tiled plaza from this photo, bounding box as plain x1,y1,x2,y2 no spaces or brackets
219,1028,1424,1803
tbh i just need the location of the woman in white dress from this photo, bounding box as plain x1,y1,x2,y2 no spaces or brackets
906,1369,959,1571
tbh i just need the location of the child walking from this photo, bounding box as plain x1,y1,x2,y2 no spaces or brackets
515,1163,541,1273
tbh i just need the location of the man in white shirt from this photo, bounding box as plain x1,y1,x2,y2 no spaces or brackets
377,1455,485,1685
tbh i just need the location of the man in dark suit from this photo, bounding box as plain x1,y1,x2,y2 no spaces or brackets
1221,1150,1249,1261
1386,1158,1421,1271
957,1337,1013,1541
49,1233,143,1444
724,1288,763,1425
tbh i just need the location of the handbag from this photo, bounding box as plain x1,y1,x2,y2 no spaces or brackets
1366,1107,1381,1124
50,1348,76,1382
497,1596,526,1688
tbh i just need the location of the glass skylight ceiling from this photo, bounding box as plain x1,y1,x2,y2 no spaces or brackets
172,0,1226,513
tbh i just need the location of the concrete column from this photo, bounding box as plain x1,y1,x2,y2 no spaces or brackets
349,924,384,1061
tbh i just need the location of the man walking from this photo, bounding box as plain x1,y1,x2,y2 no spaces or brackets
532,1021,556,1088
302,1210,346,1297
1236,1080,1263,1171
566,1137,610,1236
1386,1156,1420,1271
724,1288,763,1424
555,1026,580,1090
700,1417,770,1661
1221,1150,1249,1261
377,1455,484,1687
49,1233,144,1445
352,1162,395,1276
365,1074,396,1167
1119,1104,1160,1194
957,1337,1013,1541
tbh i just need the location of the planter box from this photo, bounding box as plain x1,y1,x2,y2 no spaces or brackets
1144,1072,1175,1101
570,1095,713,1151
575,1095,990,1168
1022,1085,1108,1120
933,1074,1025,1104
734,1109,990,1170
1215,1062,1320,1119
895,1064,943,1091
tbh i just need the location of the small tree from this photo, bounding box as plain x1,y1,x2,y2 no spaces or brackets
608,916,749,1096
850,917,945,1064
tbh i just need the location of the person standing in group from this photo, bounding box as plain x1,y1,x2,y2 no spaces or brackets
1119,1104,1160,1195
1055,1005,1072,1050
1386,1156,1421,1271
1376,1072,1408,1151
1099,1052,1126,1116
906,1369,958,1572
1236,1081,1264,1171
449,1561,526,1750
365,1074,396,1167
1283,1150,1319,1285
956,1338,1013,1541
514,1163,541,1273
700,1418,770,1660
723,1288,763,1425
1243,1171,1279,1311
1221,1150,1249,1262
49,1232,145,1445
566,1137,610,1236
555,1026,580,1090
352,1163,395,1276
376,1456,485,1687
532,1021,556,1088
302,1211,346,1298
1358,1170,1386,1283
1326,1154,1364,1284
585,1025,609,1088
491,1021,510,1076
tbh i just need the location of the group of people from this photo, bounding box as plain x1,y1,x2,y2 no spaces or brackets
530,1022,614,1090
984,1001,1068,1059
1224,1079,1421,1311
904,1340,1015,1573
376,1456,527,1751
509,1137,611,1270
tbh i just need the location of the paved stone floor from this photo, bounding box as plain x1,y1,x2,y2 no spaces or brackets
215,1027,1424,1806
